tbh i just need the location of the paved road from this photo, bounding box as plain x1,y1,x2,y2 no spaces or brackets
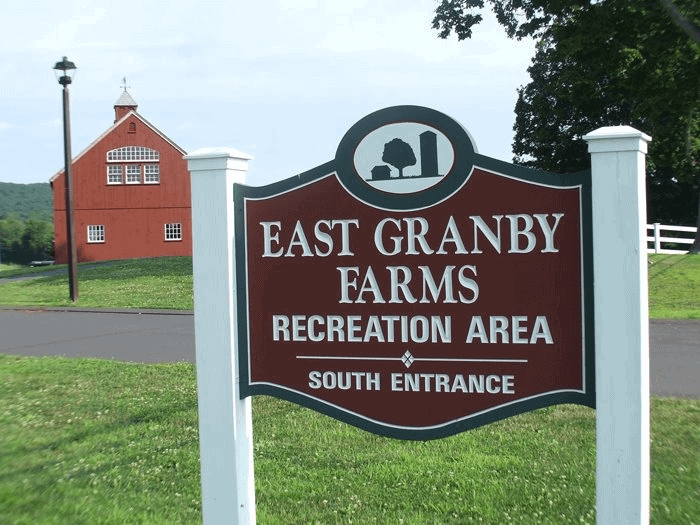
648,319,700,398
0,308,697,398
0,308,194,363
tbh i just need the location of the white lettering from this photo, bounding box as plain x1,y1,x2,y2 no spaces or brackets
374,218,402,256
471,215,502,254
313,220,333,256
390,373,516,394
261,221,284,257
272,315,451,344
356,266,385,304
465,315,554,345
404,217,433,255
507,214,536,254
285,220,314,257
388,266,417,304
535,213,564,253
436,216,468,255
512,316,528,344
457,265,479,304
337,267,359,304
333,219,359,256
531,316,554,344
272,314,289,341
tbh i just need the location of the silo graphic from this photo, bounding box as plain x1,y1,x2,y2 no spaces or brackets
420,131,439,177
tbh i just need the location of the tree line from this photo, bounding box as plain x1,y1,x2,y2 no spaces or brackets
432,0,700,250
0,182,52,221
0,213,54,265
0,182,53,264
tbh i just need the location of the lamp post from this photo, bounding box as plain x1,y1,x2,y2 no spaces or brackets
53,56,78,301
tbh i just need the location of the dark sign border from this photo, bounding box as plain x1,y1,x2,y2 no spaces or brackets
234,105,595,440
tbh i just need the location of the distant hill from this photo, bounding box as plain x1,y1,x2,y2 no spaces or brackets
0,182,52,221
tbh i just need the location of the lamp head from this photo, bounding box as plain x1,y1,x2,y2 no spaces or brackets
53,56,77,86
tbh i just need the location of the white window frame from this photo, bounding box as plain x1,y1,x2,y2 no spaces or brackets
165,223,182,241
87,225,105,243
126,164,141,184
107,146,160,162
107,165,123,184
144,164,160,184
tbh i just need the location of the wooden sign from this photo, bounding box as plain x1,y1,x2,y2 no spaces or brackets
233,106,595,439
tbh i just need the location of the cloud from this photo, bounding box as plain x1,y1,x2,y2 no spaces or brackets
32,8,107,50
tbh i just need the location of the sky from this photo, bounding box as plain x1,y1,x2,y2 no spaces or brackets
0,0,536,187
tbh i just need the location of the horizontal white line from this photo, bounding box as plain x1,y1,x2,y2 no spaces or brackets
297,356,401,361
421,357,528,363
297,356,528,364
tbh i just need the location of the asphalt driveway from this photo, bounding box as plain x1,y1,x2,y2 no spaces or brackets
0,308,697,398
0,308,194,363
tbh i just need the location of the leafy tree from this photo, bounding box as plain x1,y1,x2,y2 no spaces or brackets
382,138,417,178
22,215,54,261
0,213,25,263
0,213,54,264
432,0,700,250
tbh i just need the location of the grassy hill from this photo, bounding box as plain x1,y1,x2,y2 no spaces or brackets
2,254,700,317
0,182,52,220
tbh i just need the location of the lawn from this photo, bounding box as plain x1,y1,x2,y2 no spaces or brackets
1,355,698,525
2,254,700,318
0,263,24,273
0,262,65,277
648,254,700,318
0,257,193,310
1,255,699,524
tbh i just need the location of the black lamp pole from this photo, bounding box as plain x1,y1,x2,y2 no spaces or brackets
54,56,78,302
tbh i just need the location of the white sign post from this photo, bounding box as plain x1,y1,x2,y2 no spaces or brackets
187,148,256,525
584,126,651,524
186,119,651,525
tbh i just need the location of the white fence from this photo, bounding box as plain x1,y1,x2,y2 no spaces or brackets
647,223,697,254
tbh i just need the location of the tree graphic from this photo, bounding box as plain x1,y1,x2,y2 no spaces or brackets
382,138,416,178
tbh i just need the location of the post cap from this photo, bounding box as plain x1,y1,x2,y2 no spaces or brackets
583,126,651,154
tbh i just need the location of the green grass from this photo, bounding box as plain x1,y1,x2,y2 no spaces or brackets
1,257,698,523
3,254,700,317
0,263,24,273
0,355,698,524
648,254,700,318
0,262,67,278
0,257,193,310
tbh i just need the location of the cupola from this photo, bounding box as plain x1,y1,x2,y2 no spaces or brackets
114,79,138,122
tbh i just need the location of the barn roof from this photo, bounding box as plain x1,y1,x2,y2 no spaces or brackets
50,110,187,183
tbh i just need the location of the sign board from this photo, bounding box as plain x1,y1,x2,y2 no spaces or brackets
234,106,594,440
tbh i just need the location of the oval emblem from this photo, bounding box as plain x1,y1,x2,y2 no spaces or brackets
354,123,455,194
334,106,477,210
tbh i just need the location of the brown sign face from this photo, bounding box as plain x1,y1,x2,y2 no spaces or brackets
235,106,594,439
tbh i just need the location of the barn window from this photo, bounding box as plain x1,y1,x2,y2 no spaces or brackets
144,164,160,184
165,223,182,241
107,146,159,162
107,165,123,184
126,164,141,184
87,225,105,243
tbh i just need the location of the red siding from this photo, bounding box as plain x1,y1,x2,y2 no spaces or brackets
53,113,191,263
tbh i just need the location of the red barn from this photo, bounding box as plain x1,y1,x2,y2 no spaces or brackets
50,88,190,263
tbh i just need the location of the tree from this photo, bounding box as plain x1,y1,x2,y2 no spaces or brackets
382,138,417,178
432,0,700,250
0,213,54,264
0,213,25,263
22,215,54,262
